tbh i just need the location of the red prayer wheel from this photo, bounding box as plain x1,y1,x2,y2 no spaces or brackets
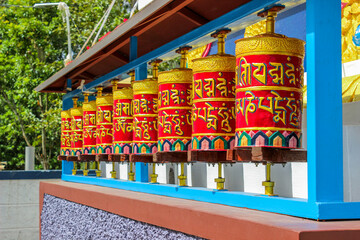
70,97,83,156
191,29,236,151
82,93,97,155
96,87,113,154
112,76,133,154
234,7,305,149
158,47,192,152
132,60,161,154
60,110,71,156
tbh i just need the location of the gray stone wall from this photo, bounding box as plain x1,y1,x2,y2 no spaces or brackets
41,194,203,240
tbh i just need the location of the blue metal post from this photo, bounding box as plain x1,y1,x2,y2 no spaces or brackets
130,35,149,182
130,36,137,62
306,0,343,202
62,79,74,175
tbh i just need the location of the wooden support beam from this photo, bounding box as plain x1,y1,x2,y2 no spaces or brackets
79,154,96,162
189,150,233,163
130,154,154,163
111,51,130,64
229,147,307,163
177,7,209,26
68,39,131,80
155,151,188,163
80,71,96,80
108,154,129,162
96,154,109,162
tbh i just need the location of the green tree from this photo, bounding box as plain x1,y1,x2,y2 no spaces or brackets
0,0,130,170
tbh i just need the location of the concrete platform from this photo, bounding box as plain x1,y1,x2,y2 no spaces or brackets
40,181,360,240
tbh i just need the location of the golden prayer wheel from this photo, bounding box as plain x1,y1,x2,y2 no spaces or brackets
82,93,97,155
70,97,83,156
234,5,305,149
158,46,193,153
96,87,113,154
60,110,71,156
192,28,236,152
113,78,133,155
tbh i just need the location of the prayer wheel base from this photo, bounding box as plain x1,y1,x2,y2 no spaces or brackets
155,151,189,163
78,154,96,162
108,154,129,162
129,154,154,163
190,150,235,163
66,156,79,162
230,147,307,163
57,155,68,161
96,154,109,162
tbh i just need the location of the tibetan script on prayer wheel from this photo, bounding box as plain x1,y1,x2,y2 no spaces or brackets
132,79,158,154
96,90,113,154
113,87,133,154
82,94,97,155
234,7,305,149
191,29,236,151
158,47,192,152
70,98,83,156
60,110,71,156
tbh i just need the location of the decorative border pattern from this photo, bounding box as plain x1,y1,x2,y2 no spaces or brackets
192,135,235,150
113,143,132,154
133,142,158,154
235,130,302,148
158,139,191,152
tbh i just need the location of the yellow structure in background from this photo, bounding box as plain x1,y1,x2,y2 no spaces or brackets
244,20,266,38
342,0,360,63
186,45,206,69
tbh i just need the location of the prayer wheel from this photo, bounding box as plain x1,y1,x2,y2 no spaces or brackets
60,110,71,156
234,6,305,149
70,97,83,156
192,29,236,152
132,60,162,154
82,93,97,155
158,46,192,153
113,78,133,155
96,87,113,155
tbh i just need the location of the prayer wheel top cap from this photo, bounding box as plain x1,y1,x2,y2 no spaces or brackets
192,28,235,73
235,4,305,58
235,34,305,58
83,100,97,111
70,105,83,116
61,110,71,118
192,54,236,73
158,68,192,84
96,94,113,106
113,87,133,99
133,78,158,95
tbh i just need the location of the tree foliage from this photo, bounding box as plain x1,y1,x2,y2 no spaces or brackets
0,0,130,169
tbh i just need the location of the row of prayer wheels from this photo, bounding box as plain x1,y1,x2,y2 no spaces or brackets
60,6,305,195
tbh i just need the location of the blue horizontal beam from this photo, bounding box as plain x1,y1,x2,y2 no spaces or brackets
63,0,278,100
0,170,62,180
62,173,319,219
